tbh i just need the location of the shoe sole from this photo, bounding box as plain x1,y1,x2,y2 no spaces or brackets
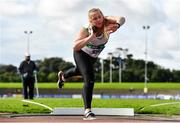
83,117,96,120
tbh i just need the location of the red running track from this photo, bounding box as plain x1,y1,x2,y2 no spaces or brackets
0,115,180,123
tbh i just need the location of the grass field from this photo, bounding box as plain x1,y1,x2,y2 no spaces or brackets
0,98,180,115
0,82,180,89
1,82,180,115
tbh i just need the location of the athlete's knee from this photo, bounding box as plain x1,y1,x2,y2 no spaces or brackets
84,77,94,84
83,72,94,82
84,80,94,89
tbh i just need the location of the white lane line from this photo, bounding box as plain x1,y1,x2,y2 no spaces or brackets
21,99,53,111
140,102,180,111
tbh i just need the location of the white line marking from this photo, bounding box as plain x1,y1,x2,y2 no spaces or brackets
140,102,180,111
150,102,180,107
21,100,53,111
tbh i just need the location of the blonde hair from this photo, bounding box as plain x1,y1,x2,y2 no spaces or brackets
88,8,104,20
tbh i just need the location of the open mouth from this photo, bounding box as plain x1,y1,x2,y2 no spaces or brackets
96,23,102,27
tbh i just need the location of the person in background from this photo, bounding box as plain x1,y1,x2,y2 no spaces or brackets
57,8,125,120
19,52,38,100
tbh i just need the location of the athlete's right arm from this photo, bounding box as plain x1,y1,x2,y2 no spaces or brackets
73,27,96,51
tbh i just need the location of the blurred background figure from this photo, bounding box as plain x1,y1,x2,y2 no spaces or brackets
18,52,38,99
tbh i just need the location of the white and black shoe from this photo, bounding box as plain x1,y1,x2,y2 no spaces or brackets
83,111,96,120
57,71,64,89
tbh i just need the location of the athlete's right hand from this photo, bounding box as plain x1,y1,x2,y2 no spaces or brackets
88,26,96,40
88,26,94,34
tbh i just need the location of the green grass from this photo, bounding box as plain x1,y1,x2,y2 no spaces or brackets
0,98,180,115
0,82,180,89
1,82,180,115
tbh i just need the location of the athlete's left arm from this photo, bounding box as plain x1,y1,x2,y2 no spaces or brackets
105,16,125,26
105,16,125,34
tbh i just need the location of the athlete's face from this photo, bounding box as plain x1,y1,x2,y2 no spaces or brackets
89,11,104,28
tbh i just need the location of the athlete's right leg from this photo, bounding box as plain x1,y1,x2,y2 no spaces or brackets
57,66,81,88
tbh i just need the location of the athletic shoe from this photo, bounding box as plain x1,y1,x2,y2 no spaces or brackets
57,71,64,89
83,111,96,120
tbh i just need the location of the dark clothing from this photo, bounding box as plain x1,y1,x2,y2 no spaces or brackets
19,60,37,77
22,77,35,99
19,60,37,99
64,50,97,109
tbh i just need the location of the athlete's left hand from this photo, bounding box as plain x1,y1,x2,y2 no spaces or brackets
106,23,119,34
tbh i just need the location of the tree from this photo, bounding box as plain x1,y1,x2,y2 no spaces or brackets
151,69,173,82
0,64,17,73
0,64,20,82
171,70,180,82
0,55,180,83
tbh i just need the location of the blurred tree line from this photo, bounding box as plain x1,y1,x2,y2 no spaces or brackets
0,55,180,83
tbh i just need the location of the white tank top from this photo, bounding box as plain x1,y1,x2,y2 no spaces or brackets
81,26,109,58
